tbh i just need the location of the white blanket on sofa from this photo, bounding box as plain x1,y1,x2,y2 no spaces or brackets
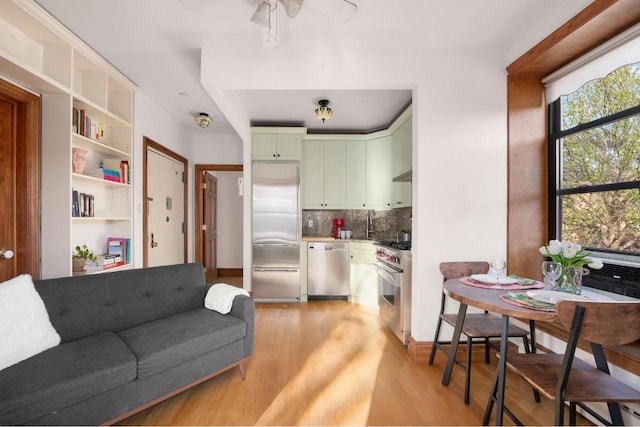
0,274,60,371
204,283,250,314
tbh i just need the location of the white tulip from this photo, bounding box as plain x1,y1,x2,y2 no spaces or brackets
547,244,562,256
562,246,577,259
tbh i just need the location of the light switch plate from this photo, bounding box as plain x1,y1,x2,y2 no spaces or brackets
308,219,313,227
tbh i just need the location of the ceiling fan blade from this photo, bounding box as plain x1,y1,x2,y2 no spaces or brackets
177,0,222,9
278,0,303,19
307,0,357,22
250,1,273,27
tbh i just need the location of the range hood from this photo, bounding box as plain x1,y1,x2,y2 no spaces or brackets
392,170,412,182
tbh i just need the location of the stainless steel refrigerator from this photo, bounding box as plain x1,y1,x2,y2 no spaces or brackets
252,161,301,302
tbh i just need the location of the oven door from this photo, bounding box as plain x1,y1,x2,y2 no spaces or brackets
375,261,404,343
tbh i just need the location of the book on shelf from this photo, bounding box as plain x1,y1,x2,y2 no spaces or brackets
72,107,104,142
72,189,80,217
107,237,130,264
84,167,121,183
73,191,95,217
84,260,126,271
85,253,123,266
101,159,129,184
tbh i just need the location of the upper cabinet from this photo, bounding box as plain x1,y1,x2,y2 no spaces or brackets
391,107,412,208
365,136,393,209
345,136,392,210
252,127,306,161
255,105,411,212
302,139,346,209
1,0,136,278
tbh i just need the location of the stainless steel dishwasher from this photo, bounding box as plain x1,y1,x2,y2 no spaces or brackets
307,241,350,299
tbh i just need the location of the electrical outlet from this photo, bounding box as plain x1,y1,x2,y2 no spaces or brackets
308,219,313,227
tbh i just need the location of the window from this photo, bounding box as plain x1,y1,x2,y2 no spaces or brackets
548,62,640,257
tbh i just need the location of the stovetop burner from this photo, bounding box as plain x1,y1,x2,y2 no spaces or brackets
378,240,412,251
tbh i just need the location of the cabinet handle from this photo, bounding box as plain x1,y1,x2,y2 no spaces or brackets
272,154,276,158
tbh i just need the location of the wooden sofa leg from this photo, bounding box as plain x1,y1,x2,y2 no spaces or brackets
239,362,246,380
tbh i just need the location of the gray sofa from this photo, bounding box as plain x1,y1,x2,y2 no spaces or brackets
0,263,254,426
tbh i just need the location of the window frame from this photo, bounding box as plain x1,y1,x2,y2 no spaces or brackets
547,98,640,256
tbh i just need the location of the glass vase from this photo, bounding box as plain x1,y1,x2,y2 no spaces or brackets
552,266,589,294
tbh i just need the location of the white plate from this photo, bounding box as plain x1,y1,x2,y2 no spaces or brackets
526,290,591,304
470,274,518,285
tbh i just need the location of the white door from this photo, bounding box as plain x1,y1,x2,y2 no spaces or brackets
147,148,185,267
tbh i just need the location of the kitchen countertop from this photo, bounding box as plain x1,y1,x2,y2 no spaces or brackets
302,236,378,244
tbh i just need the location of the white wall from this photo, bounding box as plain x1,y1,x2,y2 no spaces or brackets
412,48,509,341
132,90,193,267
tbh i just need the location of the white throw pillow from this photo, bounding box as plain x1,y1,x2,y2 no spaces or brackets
0,274,61,371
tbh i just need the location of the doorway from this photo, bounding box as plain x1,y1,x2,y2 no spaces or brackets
194,164,243,284
143,137,188,267
0,79,40,281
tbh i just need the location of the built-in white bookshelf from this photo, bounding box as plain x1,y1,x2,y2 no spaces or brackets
0,0,135,278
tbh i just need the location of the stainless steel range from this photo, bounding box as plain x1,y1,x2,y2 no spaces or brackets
375,241,411,345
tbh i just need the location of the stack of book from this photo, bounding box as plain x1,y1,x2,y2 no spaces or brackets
84,167,121,182
85,253,125,270
101,159,130,184
107,237,130,264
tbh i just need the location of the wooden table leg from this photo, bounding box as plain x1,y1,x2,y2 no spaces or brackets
442,303,467,386
495,314,510,426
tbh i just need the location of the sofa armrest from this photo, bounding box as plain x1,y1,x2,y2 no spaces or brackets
230,295,255,357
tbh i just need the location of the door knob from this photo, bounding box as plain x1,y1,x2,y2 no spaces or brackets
0,249,14,259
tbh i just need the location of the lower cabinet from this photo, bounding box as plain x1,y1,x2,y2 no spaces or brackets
349,242,378,308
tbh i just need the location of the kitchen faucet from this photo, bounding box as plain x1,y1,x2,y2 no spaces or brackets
365,212,374,239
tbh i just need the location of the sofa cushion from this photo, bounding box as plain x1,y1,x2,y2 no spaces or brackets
35,263,207,342
0,274,61,371
117,308,246,379
0,332,137,426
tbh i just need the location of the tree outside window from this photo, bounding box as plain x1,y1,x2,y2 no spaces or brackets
550,62,640,255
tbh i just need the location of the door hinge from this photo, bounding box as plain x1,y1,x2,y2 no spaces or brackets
182,172,185,183
201,224,207,231
201,182,207,190
182,222,186,233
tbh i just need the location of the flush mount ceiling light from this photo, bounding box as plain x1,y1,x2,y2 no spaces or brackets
194,112,213,128
315,99,333,123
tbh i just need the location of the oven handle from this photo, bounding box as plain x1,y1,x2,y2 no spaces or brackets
375,261,401,287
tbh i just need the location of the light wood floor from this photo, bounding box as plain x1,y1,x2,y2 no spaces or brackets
118,299,593,426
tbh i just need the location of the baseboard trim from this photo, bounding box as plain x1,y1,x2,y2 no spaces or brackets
218,268,243,277
408,337,431,363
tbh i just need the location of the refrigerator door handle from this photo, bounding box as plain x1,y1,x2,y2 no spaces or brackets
296,165,300,240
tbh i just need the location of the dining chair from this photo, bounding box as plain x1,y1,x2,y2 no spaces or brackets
483,299,640,426
429,261,535,404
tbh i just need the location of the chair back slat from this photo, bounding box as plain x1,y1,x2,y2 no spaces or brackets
556,300,640,346
439,261,489,281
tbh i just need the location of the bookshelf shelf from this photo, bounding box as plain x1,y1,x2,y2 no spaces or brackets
0,0,137,278
72,217,131,222
75,263,132,276
72,173,130,187
72,133,130,157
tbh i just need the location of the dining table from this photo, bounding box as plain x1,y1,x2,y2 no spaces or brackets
441,278,557,425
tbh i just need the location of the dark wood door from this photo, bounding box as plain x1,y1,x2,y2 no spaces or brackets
204,172,218,282
0,80,40,281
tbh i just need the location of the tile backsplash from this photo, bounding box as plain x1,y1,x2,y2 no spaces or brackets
302,207,412,241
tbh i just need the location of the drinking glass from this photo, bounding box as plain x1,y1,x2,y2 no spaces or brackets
541,261,562,288
490,258,507,289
